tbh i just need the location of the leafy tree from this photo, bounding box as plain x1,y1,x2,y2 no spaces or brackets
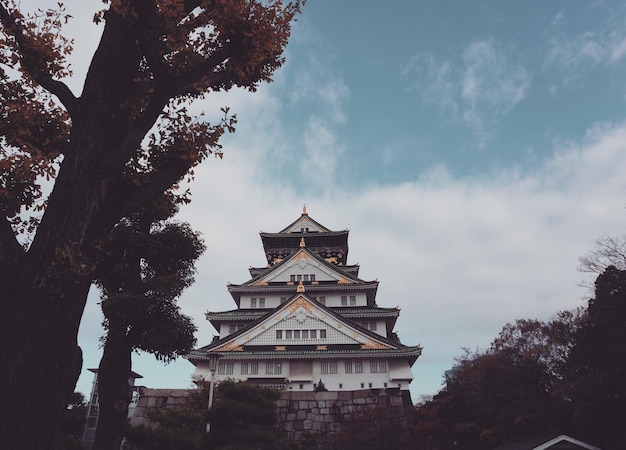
51,392,88,450
565,266,626,449
207,380,293,450
0,1,301,448
410,315,583,449
92,193,204,450
125,381,297,450
329,404,410,450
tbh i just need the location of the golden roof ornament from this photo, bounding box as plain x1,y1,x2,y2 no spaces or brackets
302,204,307,215
297,281,305,293
300,237,305,247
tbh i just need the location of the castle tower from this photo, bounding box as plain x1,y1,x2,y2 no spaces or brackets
187,208,421,395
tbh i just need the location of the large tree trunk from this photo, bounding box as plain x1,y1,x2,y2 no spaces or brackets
0,277,89,449
93,325,133,450
0,13,164,449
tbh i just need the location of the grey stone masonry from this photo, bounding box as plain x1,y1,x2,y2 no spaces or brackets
276,389,414,448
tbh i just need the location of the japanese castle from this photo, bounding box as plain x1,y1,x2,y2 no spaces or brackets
187,208,422,394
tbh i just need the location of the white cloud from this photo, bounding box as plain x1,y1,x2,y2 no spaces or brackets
545,6,626,88
301,117,345,188
77,117,626,400
403,40,530,148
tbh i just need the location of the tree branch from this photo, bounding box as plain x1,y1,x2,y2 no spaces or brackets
0,4,79,117
0,212,25,272
171,47,234,95
116,159,191,219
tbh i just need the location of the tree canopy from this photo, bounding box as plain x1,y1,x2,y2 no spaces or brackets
92,193,205,450
409,266,626,450
125,381,297,450
0,1,302,448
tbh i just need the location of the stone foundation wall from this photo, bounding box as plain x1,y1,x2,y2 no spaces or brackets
276,389,414,448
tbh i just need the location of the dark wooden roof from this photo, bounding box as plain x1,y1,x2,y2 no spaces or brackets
260,211,349,265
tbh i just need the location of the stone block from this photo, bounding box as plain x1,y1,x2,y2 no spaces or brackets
296,410,306,420
353,390,370,399
337,391,353,401
315,391,338,401
303,419,313,430
291,392,310,400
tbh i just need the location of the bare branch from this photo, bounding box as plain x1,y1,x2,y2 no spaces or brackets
578,234,626,274
0,3,79,117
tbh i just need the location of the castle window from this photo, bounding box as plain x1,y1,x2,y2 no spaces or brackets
321,361,337,374
310,330,317,339
276,330,283,340
250,362,258,375
318,296,326,305
303,274,309,281
310,274,316,281
362,322,377,331
293,330,300,339
345,361,353,373
370,360,387,373
354,361,363,373
320,329,327,339
241,362,248,375
290,275,295,282
349,295,356,306
259,298,265,308
341,296,347,306
228,324,237,334
302,330,309,339
266,362,281,375
251,298,257,308
218,361,234,375
285,330,292,339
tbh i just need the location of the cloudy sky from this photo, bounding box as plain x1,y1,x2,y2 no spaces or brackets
44,1,626,401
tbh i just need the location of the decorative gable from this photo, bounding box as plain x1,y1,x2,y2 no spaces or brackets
278,206,331,234
212,295,393,353
250,249,355,286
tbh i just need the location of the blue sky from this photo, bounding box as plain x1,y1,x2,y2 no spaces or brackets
33,1,626,401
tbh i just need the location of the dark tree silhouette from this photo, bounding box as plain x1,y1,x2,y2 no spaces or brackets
565,266,626,449
92,194,204,450
0,1,301,447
